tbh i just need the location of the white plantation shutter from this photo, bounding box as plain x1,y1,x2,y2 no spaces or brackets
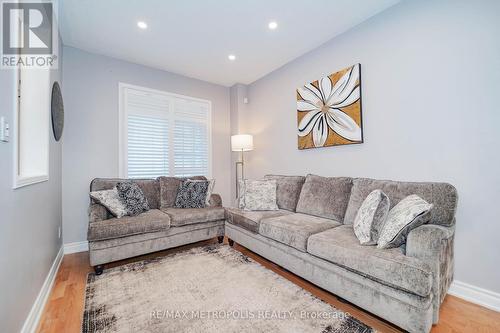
121,86,211,178
127,115,169,178
173,98,210,177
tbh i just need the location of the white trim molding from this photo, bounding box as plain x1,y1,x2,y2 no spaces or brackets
20,246,64,333
449,280,500,312
13,66,50,189
64,241,89,254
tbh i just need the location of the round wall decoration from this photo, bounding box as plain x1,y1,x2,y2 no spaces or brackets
51,81,64,141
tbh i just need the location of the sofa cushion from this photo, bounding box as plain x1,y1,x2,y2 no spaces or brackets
90,178,160,209
259,213,341,252
89,203,110,222
225,208,293,233
158,176,207,209
344,178,458,227
295,174,353,221
307,225,432,297
89,220,225,251
162,207,225,226
264,175,305,211
88,209,170,241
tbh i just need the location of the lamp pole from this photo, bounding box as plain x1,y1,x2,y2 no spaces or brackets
236,148,244,198
231,134,253,200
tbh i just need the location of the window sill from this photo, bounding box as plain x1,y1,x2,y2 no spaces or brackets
13,175,49,189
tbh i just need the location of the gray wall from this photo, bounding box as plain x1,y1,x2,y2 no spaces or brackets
62,47,231,244
0,50,63,331
241,0,500,293
229,84,250,203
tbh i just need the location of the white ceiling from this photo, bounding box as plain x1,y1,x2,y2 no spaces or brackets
59,0,399,87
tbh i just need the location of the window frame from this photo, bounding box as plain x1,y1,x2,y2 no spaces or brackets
13,66,51,189
118,82,212,179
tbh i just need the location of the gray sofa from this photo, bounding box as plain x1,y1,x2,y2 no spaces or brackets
225,174,458,333
87,176,225,274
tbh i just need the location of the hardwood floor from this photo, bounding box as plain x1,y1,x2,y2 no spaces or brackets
37,238,500,333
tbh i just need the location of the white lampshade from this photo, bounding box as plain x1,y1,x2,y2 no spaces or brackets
231,134,254,151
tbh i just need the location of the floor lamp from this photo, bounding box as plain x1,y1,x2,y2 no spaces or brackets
231,134,253,198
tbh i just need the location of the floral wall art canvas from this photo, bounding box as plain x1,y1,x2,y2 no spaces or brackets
297,64,363,149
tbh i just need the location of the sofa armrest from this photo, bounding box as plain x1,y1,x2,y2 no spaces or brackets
208,193,222,207
406,223,455,321
89,203,109,223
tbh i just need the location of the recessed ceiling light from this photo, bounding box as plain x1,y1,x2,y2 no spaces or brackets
137,21,148,29
228,54,236,61
268,21,278,30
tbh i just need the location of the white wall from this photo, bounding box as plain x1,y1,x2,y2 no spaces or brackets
62,47,231,244
0,48,63,332
241,0,500,293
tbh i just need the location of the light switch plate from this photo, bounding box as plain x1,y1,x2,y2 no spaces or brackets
0,117,9,142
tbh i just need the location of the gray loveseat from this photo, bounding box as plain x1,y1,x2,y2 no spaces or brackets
88,176,225,274
225,174,458,333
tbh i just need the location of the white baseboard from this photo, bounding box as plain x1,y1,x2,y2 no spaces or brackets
449,280,500,312
20,246,64,333
64,240,89,254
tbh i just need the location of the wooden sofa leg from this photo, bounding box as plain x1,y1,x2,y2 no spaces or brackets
217,236,224,244
94,265,104,275
228,238,234,247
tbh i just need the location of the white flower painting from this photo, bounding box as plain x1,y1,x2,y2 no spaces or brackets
297,64,363,149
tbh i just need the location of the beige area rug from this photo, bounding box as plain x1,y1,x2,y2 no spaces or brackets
82,244,375,333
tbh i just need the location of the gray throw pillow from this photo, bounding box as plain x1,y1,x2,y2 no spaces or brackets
377,195,433,249
174,180,209,208
353,189,390,245
116,181,150,216
240,179,279,211
90,187,128,218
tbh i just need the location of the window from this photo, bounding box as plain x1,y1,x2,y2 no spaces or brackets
14,66,50,188
119,83,211,179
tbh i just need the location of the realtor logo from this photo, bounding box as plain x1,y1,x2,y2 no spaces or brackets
1,1,57,68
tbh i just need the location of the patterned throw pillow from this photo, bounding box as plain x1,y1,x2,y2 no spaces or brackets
174,180,209,208
377,195,433,249
187,179,215,206
353,189,390,245
90,187,128,218
241,179,279,211
116,181,150,216
238,179,246,209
